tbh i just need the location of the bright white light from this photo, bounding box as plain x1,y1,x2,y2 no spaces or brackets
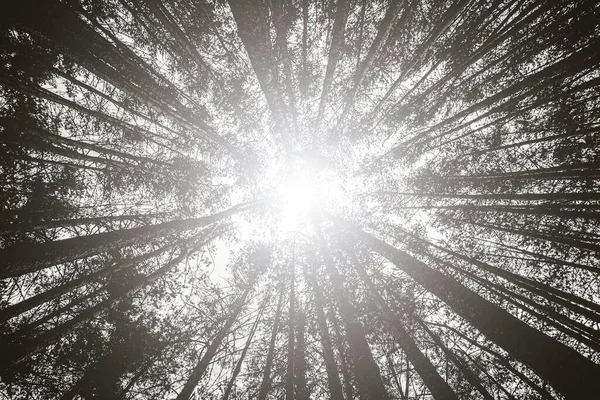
274,171,348,233
280,176,321,218
256,152,354,234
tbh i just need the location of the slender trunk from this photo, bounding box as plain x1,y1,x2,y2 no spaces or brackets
347,0,401,106
306,266,344,400
330,315,354,400
222,300,265,400
389,203,600,223
3,228,224,337
396,38,600,151
12,1,234,153
316,0,350,131
0,212,165,236
176,283,254,400
144,0,209,71
459,217,600,253
405,230,600,319
457,349,517,400
0,238,178,323
450,264,600,352
386,353,407,400
286,264,296,400
269,0,299,133
50,67,186,143
227,0,290,148
1,239,209,370
336,0,402,129
366,190,600,202
442,322,555,400
405,356,410,399
258,284,285,400
371,0,470,118
299,0,309,96
485,239,600,274
464,126,599,157
417,319,494,400
294,308,310,400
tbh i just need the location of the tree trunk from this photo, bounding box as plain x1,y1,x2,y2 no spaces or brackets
417,319,494,400
294,308,310,400
286,264,296,400
317,229,390,400
222,299,265,400
306,266,345,400
437,323,555,400
347,253,458,400
176,284,254,400
345,220,600,399
315,0,350,131
0,203,249,278
330,315,355,400
258,283,285,400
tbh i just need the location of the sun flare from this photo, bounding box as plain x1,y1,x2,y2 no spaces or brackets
280,175,319,217
268,157,349,232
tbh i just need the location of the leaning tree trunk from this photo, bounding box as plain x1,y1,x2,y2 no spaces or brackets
330,315,355,400
347,253,458,400
0,238,185,323
227,0,290,147
315,0,350,131
416,318,494,400
437,322,555,400
222,297,266,400
0,240,204,371
176,283,255,400
0,202,250,279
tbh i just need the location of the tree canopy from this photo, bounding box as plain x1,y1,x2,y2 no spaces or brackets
1,0,599,399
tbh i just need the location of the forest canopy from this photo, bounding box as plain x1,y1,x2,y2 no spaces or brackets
1,0,600,399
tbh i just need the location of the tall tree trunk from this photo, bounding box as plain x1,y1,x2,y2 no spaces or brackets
403,229,600,319
0,242,201,371
347,253,458,400
316,229,390,400
227,0,290,148
286,264,296,400
416,319,494,400
343,220,600,399
439,322,555,400
306,266,344,400
386,352,407,400
0,237,189,323
336,0,402,129
0,211,165,236
315,0,350,131
330,315,355,400
0,203,249,278
258,283,285,400
294,308,310,400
